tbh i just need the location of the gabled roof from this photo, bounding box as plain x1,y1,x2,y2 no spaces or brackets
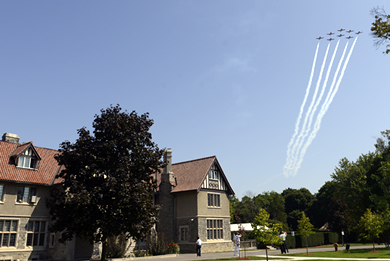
10,141,41,161
0,140,62,186
156,156,234,195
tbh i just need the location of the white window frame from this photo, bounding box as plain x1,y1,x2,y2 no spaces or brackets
208,170,219,180
16,186,37,204
17,148,38,169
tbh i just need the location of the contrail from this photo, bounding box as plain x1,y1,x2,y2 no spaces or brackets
320,41,349,117
283,43,320,176
294,37,358,174
288,43,330,176
290,40,340,176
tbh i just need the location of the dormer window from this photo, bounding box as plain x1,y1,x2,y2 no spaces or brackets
17,148,38,169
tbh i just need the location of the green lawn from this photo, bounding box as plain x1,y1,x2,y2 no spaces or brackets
285,247,390,259
190,247,390,261
190,257,345,261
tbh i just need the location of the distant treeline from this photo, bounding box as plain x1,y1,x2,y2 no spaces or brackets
231,130,390,244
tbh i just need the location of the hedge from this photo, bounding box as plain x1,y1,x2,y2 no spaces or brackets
260,232,339,249
293,232,339,248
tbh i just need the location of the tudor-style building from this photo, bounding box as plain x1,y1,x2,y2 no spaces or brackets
156,149,234,253
0,133,235,260
0,133,97,261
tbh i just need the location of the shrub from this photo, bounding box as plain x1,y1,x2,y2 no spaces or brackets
146,229,168,255
168,242,180,254
107,234,131,258
133,250,147,257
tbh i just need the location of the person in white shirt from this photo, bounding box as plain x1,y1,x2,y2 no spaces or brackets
279,231,287,254
196,236,202,256
233,232,241,256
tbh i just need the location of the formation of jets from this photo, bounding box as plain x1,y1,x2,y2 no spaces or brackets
316,29,362,40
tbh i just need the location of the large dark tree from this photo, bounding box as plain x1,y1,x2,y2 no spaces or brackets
46,105,165,261
254,191,287,225
282,188,314,215
309,181,338,228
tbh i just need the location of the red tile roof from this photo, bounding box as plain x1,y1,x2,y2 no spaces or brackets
156,156,234,195
0,140,62,186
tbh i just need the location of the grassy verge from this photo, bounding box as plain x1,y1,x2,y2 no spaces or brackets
195,256,383,261
286,247,390,258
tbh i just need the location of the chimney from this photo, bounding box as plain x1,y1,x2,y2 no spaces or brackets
2,133,20,144
162,148,175,184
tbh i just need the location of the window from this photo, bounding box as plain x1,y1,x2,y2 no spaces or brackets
206,219,223,240
179,226,189,241
17,148,38,169
26,221,46,247
0,220,18,247
208,165,219,180
207,193,220,207
0,185,4,202
16,187,36,203
49,233,55,248
208,170,219,180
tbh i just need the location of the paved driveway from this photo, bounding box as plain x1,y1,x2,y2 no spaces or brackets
107,244,389,261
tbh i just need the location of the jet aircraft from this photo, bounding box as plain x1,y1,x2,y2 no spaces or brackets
316,36,324,40
338,28,345,32
327,32,334,35
327,38,334,41
337,34,344,37
356,31,363,34
346,30,354,33
346,36,353,39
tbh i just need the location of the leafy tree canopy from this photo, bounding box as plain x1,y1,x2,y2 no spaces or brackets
371,6,390,54
358,209,384,251
251,208,282,261
297,211,315,255
46,105,165,261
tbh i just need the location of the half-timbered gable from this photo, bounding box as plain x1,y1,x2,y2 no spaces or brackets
156,150,235,253
201,161,231,192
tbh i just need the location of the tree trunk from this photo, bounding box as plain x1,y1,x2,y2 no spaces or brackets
373,241,375,251
305,236,309,255
265,247,268,261
101,237,107,261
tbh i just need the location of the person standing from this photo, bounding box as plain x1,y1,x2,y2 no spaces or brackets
233,232,241,256
196,236,202,257
283,231,289,253
279,231,287,254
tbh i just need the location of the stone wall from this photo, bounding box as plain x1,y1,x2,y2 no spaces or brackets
178,240,233,253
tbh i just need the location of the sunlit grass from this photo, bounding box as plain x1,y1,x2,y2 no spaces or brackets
286,246,390,258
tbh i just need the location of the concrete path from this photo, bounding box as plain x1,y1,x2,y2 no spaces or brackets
109,244,390,261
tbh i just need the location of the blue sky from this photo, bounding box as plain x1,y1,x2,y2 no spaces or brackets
1,1,389,199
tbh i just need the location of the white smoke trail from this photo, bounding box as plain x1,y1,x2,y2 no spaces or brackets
287,43,330,176
289,40,340,176
283,43,320,176
319,41,349,117
294,37,358,173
